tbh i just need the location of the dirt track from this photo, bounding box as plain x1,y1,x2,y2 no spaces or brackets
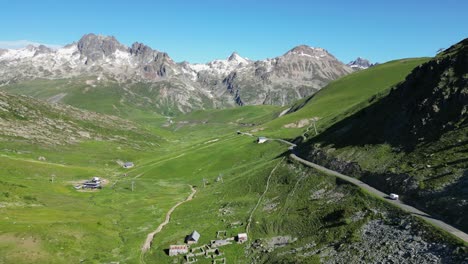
141,185,197,253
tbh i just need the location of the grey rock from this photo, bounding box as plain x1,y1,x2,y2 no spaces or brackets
0,34,354,112
347,57,374,69
77,33,126,63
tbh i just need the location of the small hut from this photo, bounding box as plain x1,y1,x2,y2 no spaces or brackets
257,137,267,144
237,233,248,243
123,162,134,169
185,230,200,245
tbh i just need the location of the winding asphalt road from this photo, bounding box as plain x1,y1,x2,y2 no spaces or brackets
290,153,468,243
241,132,468,243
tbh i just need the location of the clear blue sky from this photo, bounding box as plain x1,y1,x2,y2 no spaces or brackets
1,0,467,63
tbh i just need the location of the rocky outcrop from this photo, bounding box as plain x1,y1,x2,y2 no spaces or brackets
347,57,374,69
322,218,467,263
77,33,127,64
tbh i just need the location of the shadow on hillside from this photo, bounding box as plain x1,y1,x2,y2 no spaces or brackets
299,50,468,152
418,172,468,231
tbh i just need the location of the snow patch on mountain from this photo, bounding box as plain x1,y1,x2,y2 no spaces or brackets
186,52,252,76
0,34,354,110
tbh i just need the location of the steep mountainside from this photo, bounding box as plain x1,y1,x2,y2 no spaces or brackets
246,57,430,139
217,46,353,106
0,34,352,113
298,38,468,231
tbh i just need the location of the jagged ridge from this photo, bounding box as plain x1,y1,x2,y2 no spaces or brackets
0,33,353,111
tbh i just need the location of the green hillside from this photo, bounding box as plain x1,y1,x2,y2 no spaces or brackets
297,38,468,232
1,40,468,263
0,78,214,123
254,57,430,139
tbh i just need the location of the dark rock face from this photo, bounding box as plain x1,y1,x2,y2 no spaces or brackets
313,39,468,150
300,147,420,195
77,33,126,63
223,72,243,105
129,42,155,61
129,42,174,78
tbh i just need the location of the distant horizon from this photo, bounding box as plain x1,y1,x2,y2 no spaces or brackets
0,0,467,64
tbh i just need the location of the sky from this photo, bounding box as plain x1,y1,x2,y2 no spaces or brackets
0,0,467,64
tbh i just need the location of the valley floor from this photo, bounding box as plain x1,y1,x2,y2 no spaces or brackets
1,116,466,263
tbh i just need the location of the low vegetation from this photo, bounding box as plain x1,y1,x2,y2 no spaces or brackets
1,39,467,263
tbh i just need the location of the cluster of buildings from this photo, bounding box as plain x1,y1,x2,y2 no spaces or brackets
168,230,248,260
74,177,102,190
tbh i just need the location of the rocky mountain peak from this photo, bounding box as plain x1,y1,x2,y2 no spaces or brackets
227,52,249,64
34,45,54,56
347,57,373,69
130,42,150,54
286,45,328,57
77,33,127,63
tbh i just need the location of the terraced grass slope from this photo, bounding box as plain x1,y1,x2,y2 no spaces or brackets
298,38,468,232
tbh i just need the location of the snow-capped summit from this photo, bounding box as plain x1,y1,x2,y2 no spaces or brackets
227,52,249,64
347,57,374,70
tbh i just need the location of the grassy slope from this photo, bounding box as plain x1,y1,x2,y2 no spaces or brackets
0,78,168,123
296,39,468,232
0,102,287,263
2,53,467,263
175,105,283,125
2,106,465,263
255,58,430,139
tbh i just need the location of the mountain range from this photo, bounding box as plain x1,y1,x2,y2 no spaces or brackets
0,33,359,113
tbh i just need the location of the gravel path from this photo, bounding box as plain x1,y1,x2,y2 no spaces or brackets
141,185,197,253
246,158,284,235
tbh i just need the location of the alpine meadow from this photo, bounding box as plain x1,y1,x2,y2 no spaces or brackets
0,1,467,263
